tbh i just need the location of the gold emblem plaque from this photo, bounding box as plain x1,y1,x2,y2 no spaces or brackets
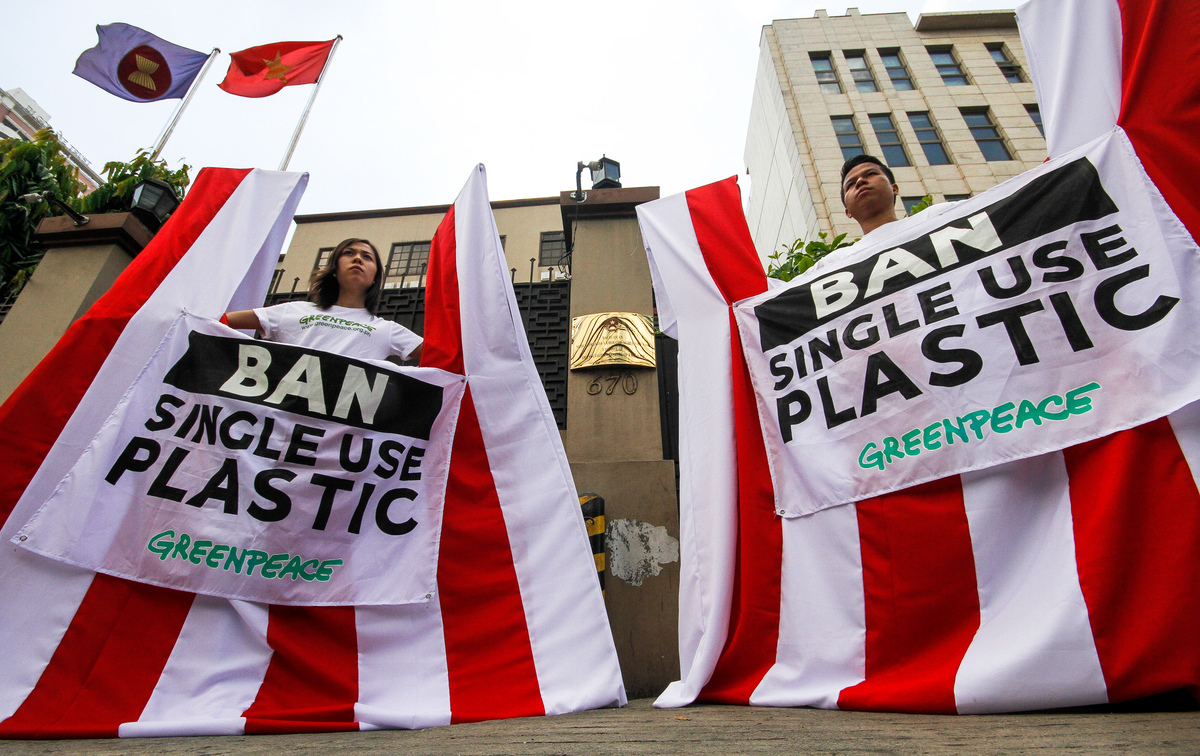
570,312,656,369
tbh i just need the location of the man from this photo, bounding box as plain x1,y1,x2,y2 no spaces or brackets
840,154,900,236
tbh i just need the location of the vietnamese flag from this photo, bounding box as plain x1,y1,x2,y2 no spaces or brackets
218,39,335,98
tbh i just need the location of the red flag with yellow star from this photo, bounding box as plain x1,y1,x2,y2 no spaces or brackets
218,39,335,98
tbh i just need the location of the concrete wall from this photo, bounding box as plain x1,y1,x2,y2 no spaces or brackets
0,213,150,403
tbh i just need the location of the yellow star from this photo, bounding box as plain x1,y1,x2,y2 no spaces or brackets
262,52,293,83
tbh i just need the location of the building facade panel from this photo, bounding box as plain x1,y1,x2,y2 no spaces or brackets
745,8,1046,256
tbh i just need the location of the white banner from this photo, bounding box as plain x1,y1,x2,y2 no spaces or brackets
15,313,465,605
734,129,1200,515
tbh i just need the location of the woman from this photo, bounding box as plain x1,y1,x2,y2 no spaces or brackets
224,238,422,361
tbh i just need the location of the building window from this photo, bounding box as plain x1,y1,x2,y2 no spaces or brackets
386,241,431,278
902,196,928,215
928,46,969,86
987,43,1024,83
314,247,334,270
869,114,910,168
907,112,951,165
1026,104,1044,135
961,108,1012,161
831,116,865,160
810,53,843,94
878,49,914,90
844,51,878,93
539,231,567,267
945,194,971,202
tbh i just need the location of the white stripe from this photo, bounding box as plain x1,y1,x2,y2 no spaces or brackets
118,718,246,737
136,597,271,726
0,556,95,719
954,453,1108,713
750,503,865,709
1018,0,1123,157
1167,401,1200,483
451,165,625,714
355,597,452,729
636,190,739,708
0,170,304,722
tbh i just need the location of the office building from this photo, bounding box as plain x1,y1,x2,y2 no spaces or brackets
744,8,1046,258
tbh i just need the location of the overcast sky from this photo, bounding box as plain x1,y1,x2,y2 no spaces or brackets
5,0,1016,216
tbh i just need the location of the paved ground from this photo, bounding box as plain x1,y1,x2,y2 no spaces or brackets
5,698,1199,755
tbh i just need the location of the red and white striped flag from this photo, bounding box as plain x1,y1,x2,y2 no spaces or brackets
0,164,623,737
639,0,1200,714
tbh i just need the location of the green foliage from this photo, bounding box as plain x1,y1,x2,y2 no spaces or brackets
76,149,190,215
766,231,855,282
0,128,83,295
0,136,190,296
906,194,934,216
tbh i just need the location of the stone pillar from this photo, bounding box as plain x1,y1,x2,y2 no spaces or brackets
559,186,680,700
0,213,152,403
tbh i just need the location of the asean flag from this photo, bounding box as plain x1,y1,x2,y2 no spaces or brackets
219,40,336,98
72,23,209,102
640,0,1200,714
0,164,624,738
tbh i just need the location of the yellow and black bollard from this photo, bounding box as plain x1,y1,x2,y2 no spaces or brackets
578,493,605,594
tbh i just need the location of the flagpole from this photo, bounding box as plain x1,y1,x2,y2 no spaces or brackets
279,35,342,171
149,48,220,161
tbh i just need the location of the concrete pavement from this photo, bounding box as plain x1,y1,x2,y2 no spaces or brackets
4,698,1200,755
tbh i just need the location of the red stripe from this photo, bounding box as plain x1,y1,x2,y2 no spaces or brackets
684,177,767,305
683,178,781,704
1062,419,1200,702
0,575,194,738
0,167,252,528
420,205,465,375
0,169,251,738
242,605,359,734
837,476,979,714
421,201,544,723
1117,0,1200,242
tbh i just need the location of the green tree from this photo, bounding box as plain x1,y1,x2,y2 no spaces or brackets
766,231,855,282
0,128,83,295
0,135,191,297
77,149,190,216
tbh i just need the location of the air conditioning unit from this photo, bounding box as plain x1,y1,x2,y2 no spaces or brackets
540,270,552,281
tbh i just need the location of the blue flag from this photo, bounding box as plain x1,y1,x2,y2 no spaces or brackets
73,23,208,102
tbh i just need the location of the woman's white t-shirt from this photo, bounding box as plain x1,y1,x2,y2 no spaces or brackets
252,301,422,361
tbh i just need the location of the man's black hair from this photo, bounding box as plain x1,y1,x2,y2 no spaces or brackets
840,154,895,203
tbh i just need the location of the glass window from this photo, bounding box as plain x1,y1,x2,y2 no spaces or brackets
314,247,334,271
878,49,914,90
962,108,1012,161
844,51,877,93
1026,104,1044,136
987,43,1025,83
869,113,910,167
902,196,927,215
539,231,567,267
928,46,969,86
945,194,971,202
831,116,864,160
810,52,842,94
907,112,951,165
386,241,431,278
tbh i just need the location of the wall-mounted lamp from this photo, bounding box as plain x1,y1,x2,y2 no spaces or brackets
20,190,90,226
129,179,181,232
570,155,622,202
